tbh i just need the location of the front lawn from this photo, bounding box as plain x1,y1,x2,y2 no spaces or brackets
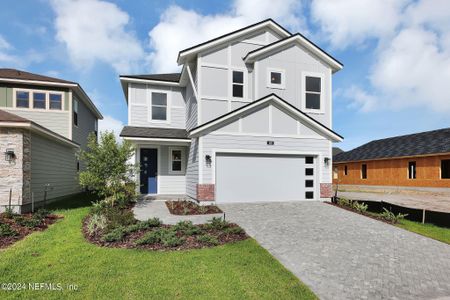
0,195,316,299
396,219,450,245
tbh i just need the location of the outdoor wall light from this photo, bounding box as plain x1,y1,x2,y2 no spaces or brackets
324,157,330,166
4,149,16,162
205,155,212,167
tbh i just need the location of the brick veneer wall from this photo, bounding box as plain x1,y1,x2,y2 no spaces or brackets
196,184,215,201
320,183,333,198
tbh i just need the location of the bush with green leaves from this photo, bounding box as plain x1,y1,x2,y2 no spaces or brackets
380,208,408,224
3,207,16,219
136,228,184,247
0,223,17,237
197,234,219,246
102,227,126,242
33,209,50,221
206,217,229,230
13,215,41,228
337,197,352,207
223,226,244,235
124,218,161,234
352,201,368,213
79,131,138,207
160,230,184,247
102,206,136,231
87,214,107,236
173,221,201,236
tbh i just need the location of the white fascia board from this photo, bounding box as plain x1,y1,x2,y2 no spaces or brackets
244,35,343,72
177,21,290,65
189,95,343,142
122,137,191,143
119,76,181,87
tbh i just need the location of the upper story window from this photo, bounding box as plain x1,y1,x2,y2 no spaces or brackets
303,73,323,111
232,71,244,98
441,159,450,179
16,91,29,108
33,92,46,109
267,68,285,89
49,93,62,110
361,164,367,179
73,99,79,126
408,161,416,179
151,92,167,121
94,120,98,138
169,147,185,174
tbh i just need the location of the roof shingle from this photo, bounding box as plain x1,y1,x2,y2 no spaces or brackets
120,126,188,139
120,73,181,82
0,109,30,123
0,68,76,84
334,128,450,162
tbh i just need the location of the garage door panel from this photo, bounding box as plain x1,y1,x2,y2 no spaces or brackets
216,154,315,203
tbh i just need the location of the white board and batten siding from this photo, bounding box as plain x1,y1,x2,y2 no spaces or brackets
186,138,199,199
128,83,186,129
30,132,80,203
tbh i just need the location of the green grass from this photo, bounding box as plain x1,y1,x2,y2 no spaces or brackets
0,194,315,299
396,219,450,245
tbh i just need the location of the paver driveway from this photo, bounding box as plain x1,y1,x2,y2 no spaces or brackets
220,202,450,300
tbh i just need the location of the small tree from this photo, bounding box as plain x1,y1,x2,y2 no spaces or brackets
79,131,137,205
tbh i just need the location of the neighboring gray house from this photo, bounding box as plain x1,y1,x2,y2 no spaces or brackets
0,69,103,212
120,19,343,203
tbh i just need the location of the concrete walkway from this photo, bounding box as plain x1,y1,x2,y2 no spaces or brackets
133,200,224,224
220,201,450,300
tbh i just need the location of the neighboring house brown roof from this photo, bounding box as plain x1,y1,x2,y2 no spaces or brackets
334,127,450,163
120,73,181,83
0,109,30,123
0,68,76,84
120,126,189,139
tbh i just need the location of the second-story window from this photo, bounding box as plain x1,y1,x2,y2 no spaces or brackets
33,92,46,109
305,76,321,110
232,71,244,98
267,69,285,89
151,92,167,121
16,91,30,108
94,120,98,138
49,93,62,110
73,99,79,126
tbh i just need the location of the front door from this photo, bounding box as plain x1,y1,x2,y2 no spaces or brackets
140,148,158,194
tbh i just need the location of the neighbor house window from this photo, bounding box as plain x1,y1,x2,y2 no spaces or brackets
232,71,244,98
441,159,450,179
361,164,367,179
267,69,285,89
49,93,62,110
344,165,348,175
151,92,167,121
305,75,321,110
73,99,79,126
169,148,184,174
33,92,46,109
408,161,416,179
94,120,98,138
16,91,29,108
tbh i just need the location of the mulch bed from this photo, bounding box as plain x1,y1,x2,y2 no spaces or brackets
0,213,61,249
326,202,397,225
82,216,247,251
166,200,222,215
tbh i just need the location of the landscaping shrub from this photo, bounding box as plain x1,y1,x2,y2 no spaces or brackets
135,228,184,247
380,208,408,224
86,214,107,236
223,226,244,235
102,227,126,242
197,234,219,246
123,218,161,234
103,206,136,231
135,230,162,245
3,207,16,219
206,217,229,230
173,221,200,236
0,223,17,237
352,201,368,213
13,215,41,228
33,209,50,221
337,197,352,207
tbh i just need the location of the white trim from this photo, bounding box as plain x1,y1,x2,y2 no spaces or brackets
200,62,228,70
177,20,291,65
168,146,186,175
208,131,327,140
329,68,333,127
68,91,73,140
230,68,247,100
301,71,325,114
122,137,191,143
186,64,199,99
199,136,203,184
198,55,202,125
268,105,273,134
189,95,343,142
147,89,171,124
254,61,259,99
266,68,286,89
12,88,65,111
244,34,343,72
119,76,180,87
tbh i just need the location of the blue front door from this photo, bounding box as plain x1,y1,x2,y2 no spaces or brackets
140,148,157,194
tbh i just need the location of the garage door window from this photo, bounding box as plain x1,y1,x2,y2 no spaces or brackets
305,191,314,199
305,180,314,187
305,168,314,176
305,156,314,164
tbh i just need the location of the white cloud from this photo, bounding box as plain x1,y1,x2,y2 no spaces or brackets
98,115,124,141
0,35,19,64
341,86,377,112
147,0,304,72
50,0,144,73
311,0,409,49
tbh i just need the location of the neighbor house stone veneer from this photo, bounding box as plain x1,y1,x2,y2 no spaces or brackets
197,184,215,201
320,183,333,198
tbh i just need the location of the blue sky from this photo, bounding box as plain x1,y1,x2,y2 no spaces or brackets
0,0,449,150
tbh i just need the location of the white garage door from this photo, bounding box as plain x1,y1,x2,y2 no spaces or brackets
215,153,317,203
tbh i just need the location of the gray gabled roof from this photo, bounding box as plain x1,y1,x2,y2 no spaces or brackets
120,126,188,139
332,147,344,157
120,73,181,83
334,127,450,163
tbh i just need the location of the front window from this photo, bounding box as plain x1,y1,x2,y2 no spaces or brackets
169,148,184,174
441,159,450,179
49,93,62,110
305,76,321,110
16,91,29,108
151,92,167,121
361,164,367,179
232,71,244,98
408,161,416,179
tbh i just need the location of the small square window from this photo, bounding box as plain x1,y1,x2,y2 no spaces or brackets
16,91,29,108
305,156,314,164
306,76,321,92
232,71,243,84
305,168,314,176
232,84,243,98
33,92,46,109
305,191,314,199
306,93,320,109
270,72,282,84
305,180,314,188
49,93,62,110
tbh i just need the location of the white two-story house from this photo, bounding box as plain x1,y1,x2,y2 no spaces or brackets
119,19,343,203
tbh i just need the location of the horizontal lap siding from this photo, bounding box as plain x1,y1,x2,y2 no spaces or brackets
202,134,331,183
30,133,80,203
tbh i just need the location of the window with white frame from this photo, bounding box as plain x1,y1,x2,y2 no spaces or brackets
151,92,168,121
15,89,64,110
16,91,29,108
267,69,285,89
33,92,46,109
49,93,62,110
73,99,79,126
232,70,244,98
304,75,322,110
169,148,184,173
